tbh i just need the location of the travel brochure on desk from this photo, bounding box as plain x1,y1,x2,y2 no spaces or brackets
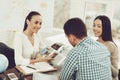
39,43,67,67
16,43,67,75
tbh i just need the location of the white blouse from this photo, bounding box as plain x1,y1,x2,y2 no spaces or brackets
14,32,46,66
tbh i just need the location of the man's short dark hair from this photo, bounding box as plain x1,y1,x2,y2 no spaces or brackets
63,17,87,38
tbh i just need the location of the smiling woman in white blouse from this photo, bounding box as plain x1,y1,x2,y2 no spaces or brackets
14,11,52,66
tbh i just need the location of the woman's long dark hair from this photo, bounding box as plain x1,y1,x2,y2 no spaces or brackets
94,15,113,41
23,11,41,31
94,15,117,46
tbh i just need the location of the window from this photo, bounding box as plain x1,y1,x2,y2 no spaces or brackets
84,0,120,40
53,0,70,29
112,3,120,39
84,1,107,35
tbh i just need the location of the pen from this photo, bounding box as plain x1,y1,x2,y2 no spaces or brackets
26,66,36,70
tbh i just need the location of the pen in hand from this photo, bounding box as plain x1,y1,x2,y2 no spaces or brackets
26,66,36,70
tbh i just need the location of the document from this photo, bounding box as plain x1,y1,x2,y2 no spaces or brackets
16,62,57,75
33,72,57,80
49,52,66,67
40,43,67,67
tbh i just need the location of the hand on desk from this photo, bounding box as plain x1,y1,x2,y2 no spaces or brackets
30,53,53,64
35,53,53,62
36,57,53,62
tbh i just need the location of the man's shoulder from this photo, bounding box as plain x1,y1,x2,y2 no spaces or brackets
82,37,109,54
80,37,107,51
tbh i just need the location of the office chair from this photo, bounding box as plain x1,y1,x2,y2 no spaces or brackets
0,42,15,69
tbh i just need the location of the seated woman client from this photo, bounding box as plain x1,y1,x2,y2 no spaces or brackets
14,11,52,66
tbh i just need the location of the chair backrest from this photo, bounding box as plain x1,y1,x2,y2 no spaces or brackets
0,42,15,69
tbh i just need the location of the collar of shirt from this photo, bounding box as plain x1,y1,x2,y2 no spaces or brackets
75,37,89,47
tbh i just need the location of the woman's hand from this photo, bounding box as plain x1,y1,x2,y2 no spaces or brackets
30,53,54,64
44,56,54,61
35,53,42,58
35,53,53,62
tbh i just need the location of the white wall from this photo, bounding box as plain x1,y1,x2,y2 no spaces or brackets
0,30,15,48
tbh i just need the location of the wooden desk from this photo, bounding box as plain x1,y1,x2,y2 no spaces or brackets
0,67,60,80
0,68,32,80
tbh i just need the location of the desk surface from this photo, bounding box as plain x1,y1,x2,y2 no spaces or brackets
0,68,32,80
0,67,60,80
